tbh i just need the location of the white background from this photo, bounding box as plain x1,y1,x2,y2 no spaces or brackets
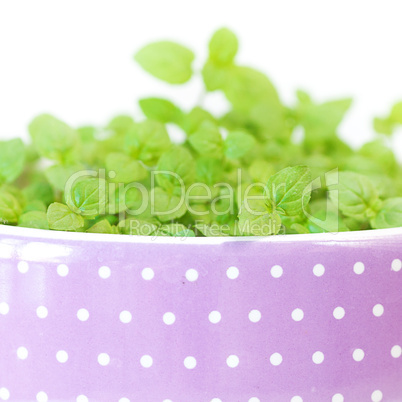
1,0,402,153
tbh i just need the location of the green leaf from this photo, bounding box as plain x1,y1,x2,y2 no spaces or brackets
264,166,312,217
47,202,84,231
390,101,402,124
106,153,148,184
373,117,394,135
328,171,380,221
65,178,108,219
180,107,216,135
209,27,238,66
29,114,78,161
0,191,22,224
155,146,196,193
297,95,353,141
224,130,256,159
139,98,183,124
223,66,287,139
371,198,402,229
45,164,85,192
189,121,224,157
107,115,135,136
134,41,194,84
18,211,49,230
151,187,187,222
238,198,282,236
22,174,54,206
0,139,25,184
23,200,47,213
202,60,230,91
125,120,171,166
86,219,114,234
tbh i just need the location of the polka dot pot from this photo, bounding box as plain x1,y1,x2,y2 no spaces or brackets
0,226,402,401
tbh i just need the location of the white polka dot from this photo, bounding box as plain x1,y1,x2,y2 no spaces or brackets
313,264,325,277
98,353,110,366
119,398,130,402
226,354,239,368
332,394,344,402
56,350,68,363
312,351,324,364
291,397,303,402
249,309,262,323
76,395,88,402
208,311,221,324
98,265,111,279
353,348,365,362
140,355,153,368
17,261,29,274
0,387,10,401
371,390,383,402
141,267,154,280
57,264,69,277
226,266,239,279
17,346,28,360
270,352,283,366
185,268,199,282
184,356,197,369
36,306,48,319
163,312,176,325
77,308,89,321
36,392,48,402
119,310,132,324
210,399,222,402
291,308,304,322
391,259,402,272
391,345,402,358
0,302,9,315
333,307,345,320
373,304,384,317
162,400,172,402
249,398,260,402
270,265,283,278
353,261,365,274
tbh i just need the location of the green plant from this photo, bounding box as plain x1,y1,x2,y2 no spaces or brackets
1,28,401,236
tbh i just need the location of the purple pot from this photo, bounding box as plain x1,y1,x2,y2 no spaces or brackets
0,226,401,402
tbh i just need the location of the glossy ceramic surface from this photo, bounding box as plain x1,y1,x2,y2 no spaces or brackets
0,226,401,402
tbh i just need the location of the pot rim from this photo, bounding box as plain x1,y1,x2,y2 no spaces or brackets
1,224,402,244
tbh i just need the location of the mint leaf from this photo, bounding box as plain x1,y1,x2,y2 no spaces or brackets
209,27,238,66
45,164,85,192
151,187,187,221
0,139,25,184
264,166,312,217
29,114,78,161
328,171,380,221
106,153,147,184
238,198,282,236
224,130,256,159
87,219,114,234
65,178,107,219
155,146,196,193
47,202,84,231
189,121,224,157
19,211,49,230
371,198,402,229
139,98,183,124
134,41,194,84
125,120,171,166
0,191,22,224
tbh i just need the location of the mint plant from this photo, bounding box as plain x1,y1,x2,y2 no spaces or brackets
0,28,401,236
